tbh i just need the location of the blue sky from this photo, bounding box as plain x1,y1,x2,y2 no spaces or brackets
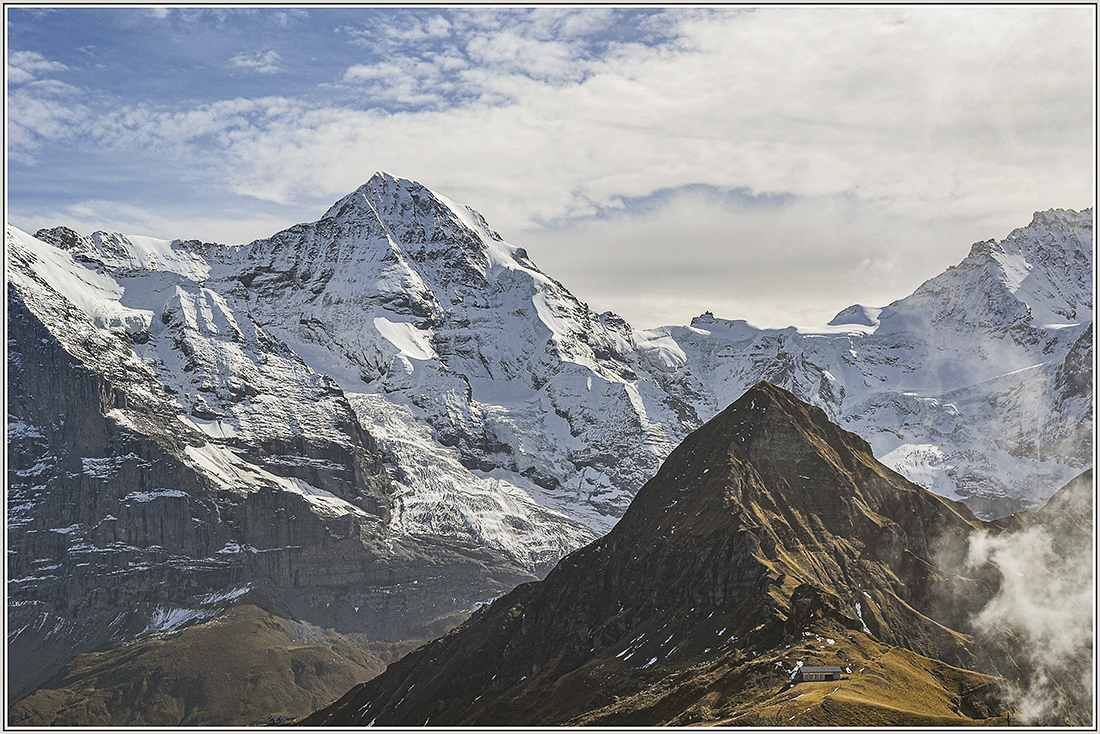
6,6,1095,328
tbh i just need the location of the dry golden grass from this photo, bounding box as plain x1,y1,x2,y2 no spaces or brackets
570,619,1009,728
713,625,1006,727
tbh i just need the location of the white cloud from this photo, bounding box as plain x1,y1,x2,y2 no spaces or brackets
83,97,290,151
7,79,91,160
273,9,308,28
342,59,458,107
229,50,282,74
453,7,617,43
386,13,451,43
339,13,589,105
195,6,1090,233
464,31,582,83
964,527,1093,724
342,12,452,50
7,50,68,85
177,7,231,26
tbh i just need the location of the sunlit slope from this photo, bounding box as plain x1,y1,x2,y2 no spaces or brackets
8,604,386,727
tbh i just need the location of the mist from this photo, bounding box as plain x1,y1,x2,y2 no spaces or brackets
963,511,1094,724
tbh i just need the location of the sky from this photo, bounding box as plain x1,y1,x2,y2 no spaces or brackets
5,5,1095,329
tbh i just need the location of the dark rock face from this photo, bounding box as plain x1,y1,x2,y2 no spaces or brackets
8,285,236,699
302,382,1032,727
1056,324,1093,401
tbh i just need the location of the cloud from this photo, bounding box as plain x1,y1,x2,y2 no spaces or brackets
273,9,309,28
177,7,233,26
7,79,92,161
964,526,1093,724
449,7,621,44
15,7,1091,226
342,59,459,107
229,50,282,74
385,13,452,43
7,50,68,85
200,6,1090,234
515,189,993,328
337,9,596,107
341,11,453,50
464,31,583,84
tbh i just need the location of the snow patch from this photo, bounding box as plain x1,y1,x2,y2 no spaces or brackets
123,489,189,503
855,602,872,634
373,316,437,361
8,225,154,334
7,421,44,440
140,606,216,636
183,443,369,519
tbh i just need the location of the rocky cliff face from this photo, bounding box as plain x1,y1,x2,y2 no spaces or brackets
303,382,1074,727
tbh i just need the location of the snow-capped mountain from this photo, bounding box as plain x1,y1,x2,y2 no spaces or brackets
6,171,1091,706
209,173,699,531
5,208,593,699
660,208,1092,515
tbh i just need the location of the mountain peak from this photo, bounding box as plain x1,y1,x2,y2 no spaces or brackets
320,173,475,240
368,169,396,184
828,303,882,327
309,173,519,291
302,383,995,728
1029,206,1092,230
731,378,809,417
877,205,1093,343
704,379,873,461
618,380,887,532
321,172,410,222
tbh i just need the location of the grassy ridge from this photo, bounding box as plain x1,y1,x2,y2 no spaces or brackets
8,605,389,727
568,620,1008,727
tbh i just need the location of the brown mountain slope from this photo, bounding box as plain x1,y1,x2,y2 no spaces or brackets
8,604,393,727
302,381,1040,727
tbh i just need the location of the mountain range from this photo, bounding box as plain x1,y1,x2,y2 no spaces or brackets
302,382,1092,726
6,172,1092,724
